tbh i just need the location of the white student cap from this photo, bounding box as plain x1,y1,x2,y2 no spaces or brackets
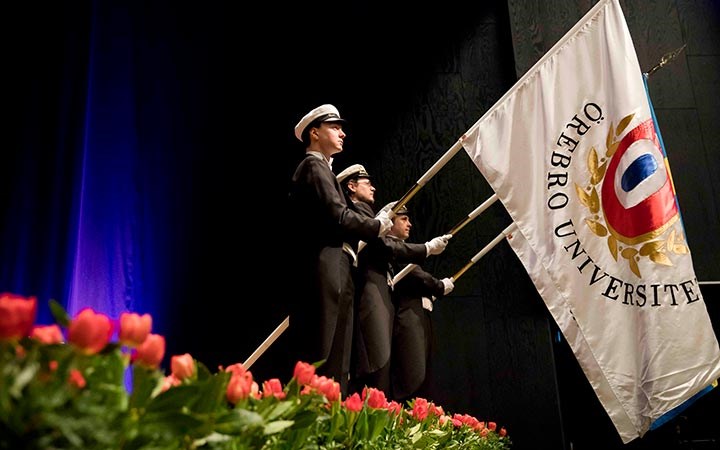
294,104,346,142
336,164,370,184
381,201,409,215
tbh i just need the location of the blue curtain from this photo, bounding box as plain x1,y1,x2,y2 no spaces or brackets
2,0,186,339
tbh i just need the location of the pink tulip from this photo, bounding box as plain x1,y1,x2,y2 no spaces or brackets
170,353,195,380
386,400,403,416
343,393,363,412
364,387,388,409
69,369,86,389
226,370,258,404
30,325,64,344
68,308,113,354
132,334,165,368
499,427,508,437
293,361,315,386
261,378,286,400
0,293,37,340
223,362,247,377
412,397,429,421
161,374,182,393
119,312,152,347
311,375,340,402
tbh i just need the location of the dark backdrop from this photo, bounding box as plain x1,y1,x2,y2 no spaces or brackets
3,1,718,449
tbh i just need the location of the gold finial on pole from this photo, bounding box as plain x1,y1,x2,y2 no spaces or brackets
645,44,687,77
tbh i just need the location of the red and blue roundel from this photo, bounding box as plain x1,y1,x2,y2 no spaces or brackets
600,119,678,245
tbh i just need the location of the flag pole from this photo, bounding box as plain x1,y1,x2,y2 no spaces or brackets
243,316,290,369
452,222,518,281
391,194,500,286
447,193,499,236
391,139,465,214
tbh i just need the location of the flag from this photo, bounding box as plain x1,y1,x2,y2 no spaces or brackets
460,0,720,443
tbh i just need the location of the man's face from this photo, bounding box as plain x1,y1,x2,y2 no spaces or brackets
351,178,375,205
313,122,346,157
389,214,411,240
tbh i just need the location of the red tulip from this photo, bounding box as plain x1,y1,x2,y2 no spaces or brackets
311,375,340,402
261,378,286,399
343,393,363,412
118,312,152,347
161,374,182,393
68,308,113,354
170,353,195,380
132,334,165,368
293,361,315,385
362,387,387,409
30,325,64,344
0,293,37,340
226,370,259,403
69,369,86,389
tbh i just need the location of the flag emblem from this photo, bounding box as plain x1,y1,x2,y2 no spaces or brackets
577,115,686,277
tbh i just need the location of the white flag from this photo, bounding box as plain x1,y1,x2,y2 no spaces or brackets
461,0,720,443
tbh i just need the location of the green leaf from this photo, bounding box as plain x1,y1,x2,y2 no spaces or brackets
146,384,200,413
263,399,295,421
192,371,230,413
263,419,295,435
10,361,39,398
48,298,70,327
130,365,163,408
214,408,265,434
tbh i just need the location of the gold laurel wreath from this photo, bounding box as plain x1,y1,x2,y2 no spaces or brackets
574,113,688,277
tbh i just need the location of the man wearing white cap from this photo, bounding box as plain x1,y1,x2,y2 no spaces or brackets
336,165,451,396
388,203,455,403
286,104,393,395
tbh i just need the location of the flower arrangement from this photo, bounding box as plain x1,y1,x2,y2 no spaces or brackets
0,292,512,449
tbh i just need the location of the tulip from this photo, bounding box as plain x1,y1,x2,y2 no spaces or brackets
68,308,113,354
386,400,403,416
363,387,387,409
293,361,315,385
0,293,37,340
311,375,340,402
170,353,195,380
226,370,259,403
411,398,429,421
161,374,182,393
343,393,363,412
118,312,152,347
69,369,86,389
261,378,286,400
132,334,165,368
30,325,64,344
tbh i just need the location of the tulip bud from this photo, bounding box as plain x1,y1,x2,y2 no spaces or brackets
132,334,165,368
68,308,113,354
170,353,195,380
0,293,37,340
119,312,152,347
30,325,64,344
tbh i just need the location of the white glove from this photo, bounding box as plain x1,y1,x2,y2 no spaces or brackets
425,234,452,256
376,210,393,237
441,278,454,295
421,297,434,311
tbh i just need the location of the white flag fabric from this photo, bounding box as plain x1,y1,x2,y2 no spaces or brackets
461,0,720,443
